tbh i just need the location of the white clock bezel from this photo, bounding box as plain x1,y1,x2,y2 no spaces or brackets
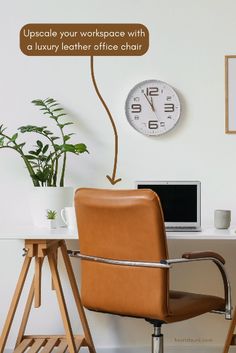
125,79,181,136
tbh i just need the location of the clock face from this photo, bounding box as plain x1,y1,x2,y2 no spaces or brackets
125,80,181,136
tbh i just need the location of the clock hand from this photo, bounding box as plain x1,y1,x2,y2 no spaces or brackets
143,93,159,121
150,97,160,121
150,97,155,111
144,94,159,119
143,93,155,112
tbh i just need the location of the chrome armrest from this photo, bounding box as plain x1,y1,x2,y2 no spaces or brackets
161,252,232,320
67,250,170,269
68,250,232,320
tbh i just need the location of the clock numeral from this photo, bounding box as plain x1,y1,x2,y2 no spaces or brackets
148,120,158,129
134,116,139,120
160,122,165,127
131,104,142,113
166,96,172,101
164,103,175,112
146,87,159,96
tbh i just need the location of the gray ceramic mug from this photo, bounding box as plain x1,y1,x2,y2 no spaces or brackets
214,210,231,229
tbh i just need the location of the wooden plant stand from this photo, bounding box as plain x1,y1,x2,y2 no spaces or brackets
0,239,96,353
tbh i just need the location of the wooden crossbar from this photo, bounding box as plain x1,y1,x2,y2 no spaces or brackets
56,339,68,353
14,336,86,352
40,338,58,353
27,338,46,352
14,338,34,353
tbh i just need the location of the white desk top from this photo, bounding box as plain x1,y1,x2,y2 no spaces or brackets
0,225,235,240
0,225,77,240
167,227,236,240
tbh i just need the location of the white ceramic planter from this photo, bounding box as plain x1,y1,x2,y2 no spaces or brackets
47,219,57,229
29,187,74,228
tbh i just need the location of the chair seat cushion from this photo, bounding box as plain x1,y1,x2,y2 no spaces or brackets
165,290,225,323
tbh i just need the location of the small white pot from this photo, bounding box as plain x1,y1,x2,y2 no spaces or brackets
47,219,57,229
29,187,74,228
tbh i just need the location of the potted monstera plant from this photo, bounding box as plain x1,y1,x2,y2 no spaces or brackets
0,98,88,227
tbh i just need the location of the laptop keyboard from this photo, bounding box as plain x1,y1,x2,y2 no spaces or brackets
168,226,196,229
166,226,201,232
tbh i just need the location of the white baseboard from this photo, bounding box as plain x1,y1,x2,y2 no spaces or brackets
96,346,222,353
5,345,223,353
95,347,223,353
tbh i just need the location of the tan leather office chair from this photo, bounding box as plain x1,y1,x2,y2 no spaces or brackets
70,188,232,353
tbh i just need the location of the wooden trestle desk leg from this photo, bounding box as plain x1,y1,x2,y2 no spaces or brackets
0,239,96,353
60,240,96,353
223,307,236,353
15,277,35,348
0,256,32,353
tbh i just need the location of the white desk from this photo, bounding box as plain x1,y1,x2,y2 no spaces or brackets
0,225,77,240
0,225,235,240
167,228,236,240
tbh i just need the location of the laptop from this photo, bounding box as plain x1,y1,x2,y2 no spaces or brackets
136,181,201,232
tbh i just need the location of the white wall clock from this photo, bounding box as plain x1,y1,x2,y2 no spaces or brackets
125,79,181,136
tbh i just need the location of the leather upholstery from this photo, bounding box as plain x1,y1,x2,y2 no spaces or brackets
74,188,225,323
167,291,224,323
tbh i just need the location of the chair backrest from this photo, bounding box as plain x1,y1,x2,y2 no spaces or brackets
74,188,170,320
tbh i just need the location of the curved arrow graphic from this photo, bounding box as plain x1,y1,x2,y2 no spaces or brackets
90,56,122,185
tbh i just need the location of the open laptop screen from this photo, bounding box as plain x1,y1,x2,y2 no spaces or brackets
136,181,201,228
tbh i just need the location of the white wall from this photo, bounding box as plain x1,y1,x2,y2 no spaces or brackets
1,0,236,351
